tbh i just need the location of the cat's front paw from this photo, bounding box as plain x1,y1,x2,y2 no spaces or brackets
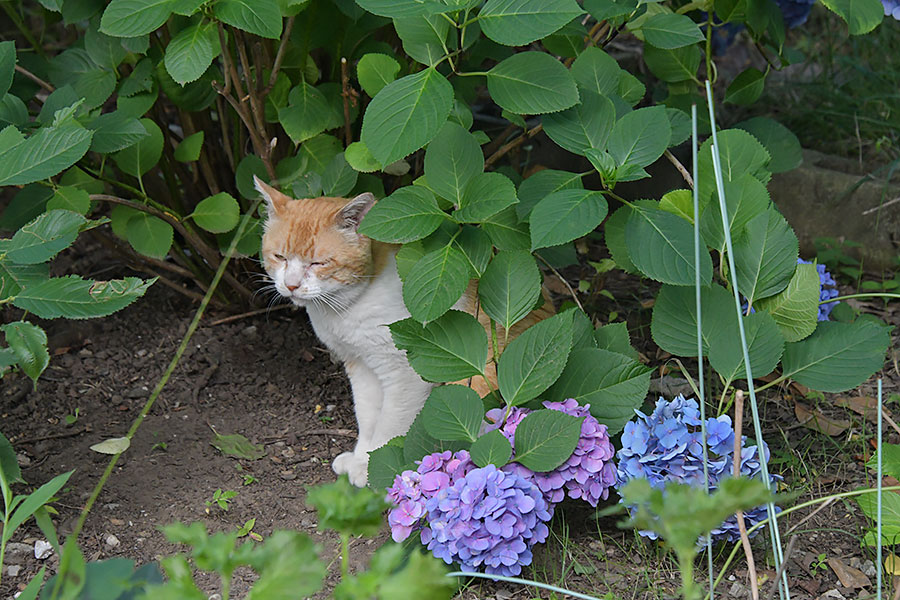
332,452,369,487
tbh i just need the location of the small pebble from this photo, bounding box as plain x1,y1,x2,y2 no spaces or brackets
861,559,876,577
279,470,296,480
16,454,30,468
728,582,749,598
34,540,53,560
136,349,147,357
125,386,147,399
281,447,295,458
6,565,22,577
242,326,257,337
105,534,120,548
325,404,335,413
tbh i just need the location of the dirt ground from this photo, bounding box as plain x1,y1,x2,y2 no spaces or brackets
1,238,899,600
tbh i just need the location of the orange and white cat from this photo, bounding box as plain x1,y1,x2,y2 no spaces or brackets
254,176,552,487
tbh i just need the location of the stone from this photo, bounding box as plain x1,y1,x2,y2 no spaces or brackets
728,582,750,598
6,565,22,577
34,540,53,560
105,534,120,548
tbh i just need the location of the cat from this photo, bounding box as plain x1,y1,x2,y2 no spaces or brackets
254,176,552,486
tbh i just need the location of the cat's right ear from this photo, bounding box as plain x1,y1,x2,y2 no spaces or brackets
254,175,290,217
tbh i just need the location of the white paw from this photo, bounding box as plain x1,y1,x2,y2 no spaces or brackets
332,452,369,487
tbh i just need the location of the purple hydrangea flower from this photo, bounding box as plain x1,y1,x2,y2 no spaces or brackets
797,258,839,321
615,395,779,542
884,0,900,19
421,464,552,576
484,400,617,507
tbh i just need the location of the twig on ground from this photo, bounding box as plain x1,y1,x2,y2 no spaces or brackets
665,149,694,188
16,428,90,445
206,304,293,326
298,429,357,438
191,358,220,403
861,196,900,215
785,497,834,536
15,65,54,92
764,535,797,600
732,389,760,600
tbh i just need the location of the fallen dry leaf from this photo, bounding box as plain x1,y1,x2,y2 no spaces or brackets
836,396,894,423
827,557,871,588
795,402,852,436
885,553,900,576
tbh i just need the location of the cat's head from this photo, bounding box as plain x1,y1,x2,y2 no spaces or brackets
255,176,377,309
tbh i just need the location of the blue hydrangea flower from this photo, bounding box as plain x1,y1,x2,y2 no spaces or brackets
796,258,840,320
774,0,817,27
421,464,552,576
484,400,617,507
615,395,779,542
884,0,900,19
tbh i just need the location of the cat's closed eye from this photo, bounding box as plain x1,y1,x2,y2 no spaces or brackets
272,253,286,261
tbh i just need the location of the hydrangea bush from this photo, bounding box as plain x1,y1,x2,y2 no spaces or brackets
616,395,780,543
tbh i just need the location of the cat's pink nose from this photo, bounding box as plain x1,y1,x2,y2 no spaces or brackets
286,283,299,292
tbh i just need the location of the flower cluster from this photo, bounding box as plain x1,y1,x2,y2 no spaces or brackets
484,400,617,507
884,0,900,19
615,395,778,542
422,465,552,576
774,0,817,28
797,258,839,321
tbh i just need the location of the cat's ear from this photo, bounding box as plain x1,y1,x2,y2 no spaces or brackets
336,192,376,232
254,175,290,217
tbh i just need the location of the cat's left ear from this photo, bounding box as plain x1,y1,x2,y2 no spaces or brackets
254,175,290,217
336,193,377,232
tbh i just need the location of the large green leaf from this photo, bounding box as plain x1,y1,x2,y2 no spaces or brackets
529,189,608,250
0,256,49,301
735,117,802,174
454,172,518,223
820,0,883,34
88,111,149,154
0,122,92,186
12,276,154,319
424,122,483,207
497,311,573,406
487,52,579,115
164,22,220,85
470,430,513,468
546,348,651,435
638,14,704,48
359,187,445,243
126,213,174,259
213,0,283,38
0,41,15,98
100,0,175,37
625,204,712,285
781,320,890,392
4,470,74,542
112,118,164,177
278,83,334,144
516,169,583,221
708,311,784,381
755,262,820,342
482,207,530,251
355,0,447,18
402,244,471,322
593,322,639,360
174,131,204,162
513,410,583,472
478,251,541,333
0,430,23,484
542,91,616,156
607,106,671,170
452,226,493,277
732,208,798,304
389,311,488,381
699,173,769,253
361,68,453,165
85,23,128,70
650,283,737,356
697,129,770,202
643,44,700,83
570,47,621,96
6,210,90,264
367,444,409,491
1,321,49,386
724,67,766,105
190,193,240,234
321,152,358,196
479,0,584,46
419,385,484,442
356,53,401,97
393,14,450,67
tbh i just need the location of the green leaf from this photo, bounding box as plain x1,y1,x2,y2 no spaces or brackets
345,141,383,173
699,174,769,253
402,244,470,322
361,68,453,165
101,0,175,37
543,91,616,156
419,385,485,442
858,490,900,546
112,118,164,177
90,436,131,454
0,41,16,99
478,251,541,333
126,213,174,258
530,189,608,250
0,431,23,484
278,83,334,144
546,348,651,435
0,255,49,302
390,311,488,382
755,262,821,342
454,172,518,223
470,429,513,468
359,186,445,243
6,210,89,264
88,111,149,154
593,322,639,360
735,117,802,174
355,0,447,18
607,106,671,170
393,14,450,67
708,311,784,381
306,476,387,537
725,67,766,105
697,129,770,202
659,188,694,223
732,208,798,304
516,169,583,221
487,52,580,115
190,192,240,233
86,24,127,70
639,14,704,48
585,0,638,20
513,410,583,471
867,444,900,481
479,0,584,46
424,122,483,207
625,204,712,285
165,22,220,85
211,430,266,459
498,311,574,406
321,152,358,197
367,444,409,491
174,131,204,162
482,206,530,251
643,44,701,82
403,412,467,464
782,320,890,392
1,321,49,386
0,121,92,186
820,0,883,34
3,471,74,543
570,47,621,96
650,283,737,356
213,0,283,38
357,53,401,97
452,226,493,277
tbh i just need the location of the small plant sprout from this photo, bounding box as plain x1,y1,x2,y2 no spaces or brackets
64,408,80,426
242,474,258,486
205,489,238,513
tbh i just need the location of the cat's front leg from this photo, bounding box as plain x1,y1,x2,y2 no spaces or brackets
332,360,384,486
